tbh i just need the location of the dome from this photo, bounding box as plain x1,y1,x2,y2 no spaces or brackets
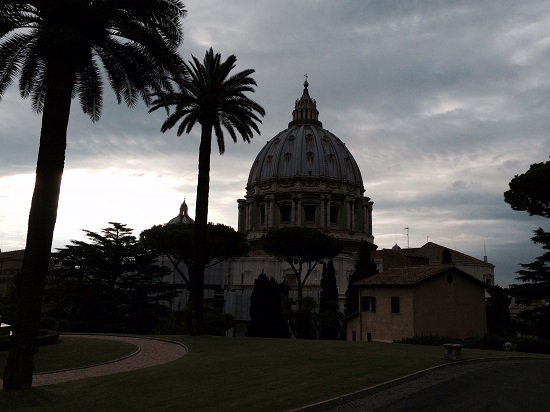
167,200,194,225
247,81,364,191
237,80,374,249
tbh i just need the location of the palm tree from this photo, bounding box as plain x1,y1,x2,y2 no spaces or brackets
0,0,186,389
150,48,265,334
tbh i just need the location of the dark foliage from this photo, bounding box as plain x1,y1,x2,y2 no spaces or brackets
504,159,550,218
396,333,550,354
247,272,289,338
510,228,550,303
504,159,550,304
318,260,341,340
486,285,513,335
140,222,250,285
262,227,343,300
46,223,175,334
344,241,378,317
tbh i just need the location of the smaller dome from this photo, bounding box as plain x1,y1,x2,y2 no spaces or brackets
167,200,194,225
392,243,401,250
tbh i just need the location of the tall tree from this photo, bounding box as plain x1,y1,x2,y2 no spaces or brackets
504,159,550,302
0,0,186,389
485,285,513,336
344,241,378,317
318,260,341,340
150,48,265,334
247,272,288,338
47,223,174,333
262,227,343,301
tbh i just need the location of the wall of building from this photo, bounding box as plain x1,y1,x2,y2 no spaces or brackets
356,287,415,342
413,273,487,338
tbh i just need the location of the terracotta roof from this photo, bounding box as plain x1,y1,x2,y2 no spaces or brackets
410,242,493,267
354,265,484,287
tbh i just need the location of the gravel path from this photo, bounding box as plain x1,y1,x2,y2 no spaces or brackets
1,334,187,388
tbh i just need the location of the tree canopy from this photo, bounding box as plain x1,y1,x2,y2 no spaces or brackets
262,227,343,299
504,159,550,218
140,222,250,285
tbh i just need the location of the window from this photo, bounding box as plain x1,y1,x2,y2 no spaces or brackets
260,207,265,225
304,205,316,222
361,296,376,312
330,207,339,224
280,204,291,223
391,296,400,314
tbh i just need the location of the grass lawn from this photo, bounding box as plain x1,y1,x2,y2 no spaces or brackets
0,336,547,411
0,336,137,373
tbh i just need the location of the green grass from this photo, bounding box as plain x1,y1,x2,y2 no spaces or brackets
0,336,137,373
0,336,547,411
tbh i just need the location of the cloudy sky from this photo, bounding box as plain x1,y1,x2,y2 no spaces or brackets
1,0,549,287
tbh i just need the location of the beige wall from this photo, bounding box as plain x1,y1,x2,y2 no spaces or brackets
356,287,415,342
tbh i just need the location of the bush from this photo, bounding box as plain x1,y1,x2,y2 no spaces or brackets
149,307,234,336
396,333,550,354
395,335,461,346
149,311,190,335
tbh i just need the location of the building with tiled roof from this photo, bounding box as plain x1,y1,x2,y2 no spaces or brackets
373,241,494,286
347,265,487,342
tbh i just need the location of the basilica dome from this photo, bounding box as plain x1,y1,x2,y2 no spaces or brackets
247,81,364,191
237,80,374,250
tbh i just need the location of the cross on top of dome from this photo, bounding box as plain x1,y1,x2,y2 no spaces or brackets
289,77,322,128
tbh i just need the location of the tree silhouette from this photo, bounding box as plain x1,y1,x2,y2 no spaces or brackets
0,0,186,389
318,260,341,340
344,241,378,317
262,227,343,300
150,48,265,334
247,272,288,338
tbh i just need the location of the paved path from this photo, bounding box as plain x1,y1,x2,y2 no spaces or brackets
1,334,187,388
296,358,550,411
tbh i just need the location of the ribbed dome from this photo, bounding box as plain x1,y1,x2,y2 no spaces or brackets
167,200,194,225
247,81,364,191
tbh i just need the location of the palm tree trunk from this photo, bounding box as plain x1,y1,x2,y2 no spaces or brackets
189,122,213,335
3,62,75,390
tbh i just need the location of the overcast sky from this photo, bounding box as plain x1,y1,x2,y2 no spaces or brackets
1,0,549,287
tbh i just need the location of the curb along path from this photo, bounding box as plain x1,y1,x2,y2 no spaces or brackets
1,334,187,388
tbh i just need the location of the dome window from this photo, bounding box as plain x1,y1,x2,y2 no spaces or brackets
280,204,291,223
284,152,292,162
330,206,339,224
304,204,316,222
306,151,314,162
